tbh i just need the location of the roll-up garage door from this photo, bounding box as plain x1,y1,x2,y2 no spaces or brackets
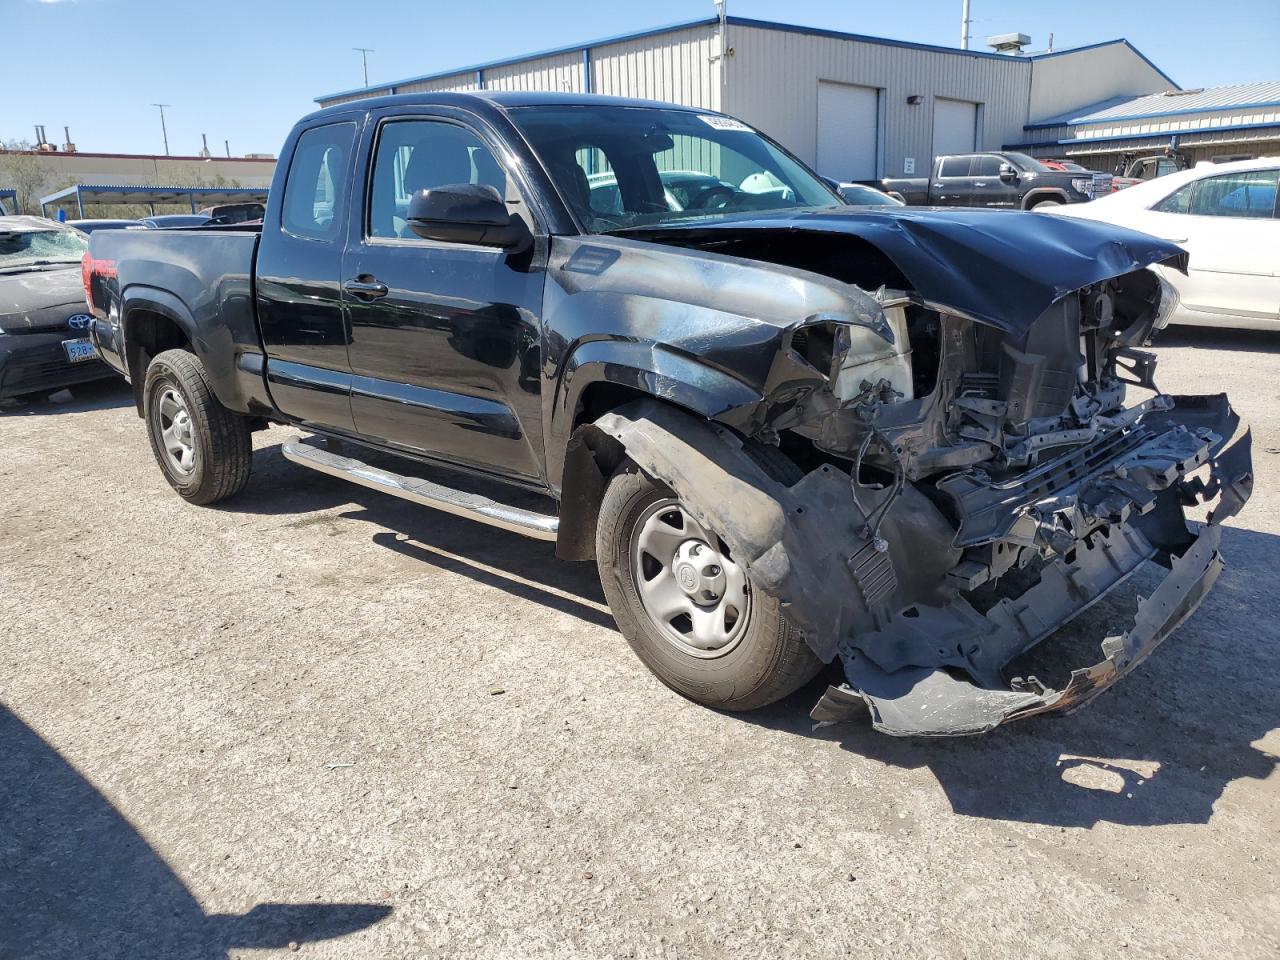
816,81,879,181
933,98,978,157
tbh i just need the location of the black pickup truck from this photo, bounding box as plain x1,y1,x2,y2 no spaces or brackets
84,92,1252,737
881,152,1112,209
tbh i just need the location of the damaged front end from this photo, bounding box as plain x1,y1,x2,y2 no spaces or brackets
595,230,1253,736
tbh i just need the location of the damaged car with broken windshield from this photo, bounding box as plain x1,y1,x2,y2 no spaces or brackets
85,94,1254,736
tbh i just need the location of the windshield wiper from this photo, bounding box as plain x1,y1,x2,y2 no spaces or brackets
0,259,80,272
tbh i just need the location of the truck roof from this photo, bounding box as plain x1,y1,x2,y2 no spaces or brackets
302,90,711,124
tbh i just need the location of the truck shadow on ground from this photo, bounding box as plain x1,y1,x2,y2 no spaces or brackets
745,523,1280,829
233,441,1278,831
229,439,614,629
0,378,133,416
0,704,391,960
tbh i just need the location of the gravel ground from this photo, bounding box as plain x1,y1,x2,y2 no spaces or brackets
2,328,1278,960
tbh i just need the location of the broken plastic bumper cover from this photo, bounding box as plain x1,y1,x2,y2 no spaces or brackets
811,521,1223,736
813,396,1253,737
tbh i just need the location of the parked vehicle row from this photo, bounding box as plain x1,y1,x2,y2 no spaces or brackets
880,151,1112,209
80,92,1252,737
1049,157,1280,329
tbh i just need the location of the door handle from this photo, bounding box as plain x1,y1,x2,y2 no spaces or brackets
343,277,389,300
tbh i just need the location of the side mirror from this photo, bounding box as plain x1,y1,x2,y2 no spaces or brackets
998,163,1018,182
407,184,531,251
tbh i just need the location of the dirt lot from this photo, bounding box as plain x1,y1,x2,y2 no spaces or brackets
2,328,1277,960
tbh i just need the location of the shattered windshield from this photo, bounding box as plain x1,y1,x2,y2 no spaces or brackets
509,104,842,232
0,227,88,271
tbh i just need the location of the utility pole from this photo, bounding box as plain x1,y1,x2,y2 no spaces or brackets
353,47,374,87
151,103,171,155
225,139,231,158
960,0,971,50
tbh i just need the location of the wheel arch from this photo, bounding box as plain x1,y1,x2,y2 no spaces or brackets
550,347,765,562
120,289,198,414
1022,189,1069,209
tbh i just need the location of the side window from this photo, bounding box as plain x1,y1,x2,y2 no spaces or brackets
368,119,509,239
1188,169,1279,219
282,122,356,240
939,156,972,178
1152,182,1195,214
971,155,1002,177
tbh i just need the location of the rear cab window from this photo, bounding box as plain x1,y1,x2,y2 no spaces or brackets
281,122,357,240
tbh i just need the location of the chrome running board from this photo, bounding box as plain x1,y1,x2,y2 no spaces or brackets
281,436,559,541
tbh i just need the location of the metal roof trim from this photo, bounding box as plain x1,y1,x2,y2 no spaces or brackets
1027,91,1280,129
1006,119,1280,149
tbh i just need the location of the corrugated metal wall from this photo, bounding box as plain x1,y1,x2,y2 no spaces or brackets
1027,45,1171,123
317,25,717,107
485,50,584,92
395,73,482,95
723,25,1030,179
590,24,719,109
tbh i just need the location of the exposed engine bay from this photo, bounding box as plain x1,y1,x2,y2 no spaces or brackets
581,217,1254,736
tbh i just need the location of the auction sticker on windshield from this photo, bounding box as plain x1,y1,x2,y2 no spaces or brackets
698,115,753,133
62,339,96,363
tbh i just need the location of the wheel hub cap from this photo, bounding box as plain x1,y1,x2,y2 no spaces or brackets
672,540,726,603
630,500,751,658
157,387,196,476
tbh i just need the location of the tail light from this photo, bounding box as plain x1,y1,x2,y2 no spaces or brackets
81,252,118,312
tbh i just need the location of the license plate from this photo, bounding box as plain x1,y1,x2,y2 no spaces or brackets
62,338,97,363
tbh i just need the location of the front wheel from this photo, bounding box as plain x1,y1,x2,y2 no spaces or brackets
143,349,252,505
595,464,822,711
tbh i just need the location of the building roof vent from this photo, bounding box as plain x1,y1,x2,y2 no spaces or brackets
986,32,1031,55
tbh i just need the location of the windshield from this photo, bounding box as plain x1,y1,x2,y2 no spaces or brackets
1004,152,1050,173
0,226,88,271
508,105,841,232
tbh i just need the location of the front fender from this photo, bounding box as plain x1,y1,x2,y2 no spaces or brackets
545,337,764,490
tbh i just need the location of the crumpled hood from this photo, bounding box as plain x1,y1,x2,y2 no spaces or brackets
623,206,1187,333
0,266,86,333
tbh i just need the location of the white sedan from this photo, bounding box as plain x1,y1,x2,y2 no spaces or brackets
1048,157,1279,329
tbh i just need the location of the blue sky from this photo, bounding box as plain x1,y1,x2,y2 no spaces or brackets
7,0,1278,156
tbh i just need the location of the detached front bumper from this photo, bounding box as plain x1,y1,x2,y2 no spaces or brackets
813,395,1254,737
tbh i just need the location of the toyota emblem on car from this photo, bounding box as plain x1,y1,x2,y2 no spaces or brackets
66,314,93,330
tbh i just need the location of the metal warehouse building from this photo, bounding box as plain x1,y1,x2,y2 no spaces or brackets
315,16,1197,181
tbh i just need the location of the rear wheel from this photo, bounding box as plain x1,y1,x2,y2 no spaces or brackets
143,349,251,505
595,455,822,711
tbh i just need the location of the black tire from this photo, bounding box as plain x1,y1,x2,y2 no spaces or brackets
1028,197,1063,209
595,455,822,712
143,349,251,505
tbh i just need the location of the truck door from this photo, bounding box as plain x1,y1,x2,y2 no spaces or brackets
932,156,975,205
970,155,1019,208
340,110,547,484
256,119,360,432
